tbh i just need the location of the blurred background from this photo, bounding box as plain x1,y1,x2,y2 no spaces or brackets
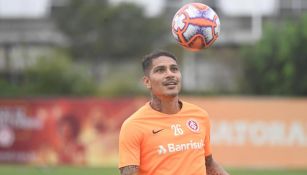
0,0,306,174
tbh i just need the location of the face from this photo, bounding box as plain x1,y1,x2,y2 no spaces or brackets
59,122,74,140
143,56,182,98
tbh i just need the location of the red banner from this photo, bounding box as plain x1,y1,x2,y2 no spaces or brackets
0,98,139,166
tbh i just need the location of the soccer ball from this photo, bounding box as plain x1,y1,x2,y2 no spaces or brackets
172,3,220,51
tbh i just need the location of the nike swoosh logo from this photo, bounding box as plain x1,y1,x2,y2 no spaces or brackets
152,129,165,134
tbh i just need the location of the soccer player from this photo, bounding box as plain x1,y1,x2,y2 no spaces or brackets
118,50,229,175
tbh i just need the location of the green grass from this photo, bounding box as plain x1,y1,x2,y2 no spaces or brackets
228,168,307,175
0,165,306,175
0,165,118,175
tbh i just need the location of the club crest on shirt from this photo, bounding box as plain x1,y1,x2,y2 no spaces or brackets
186,119,200,133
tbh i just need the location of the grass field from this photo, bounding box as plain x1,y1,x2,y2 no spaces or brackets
0,165,307,175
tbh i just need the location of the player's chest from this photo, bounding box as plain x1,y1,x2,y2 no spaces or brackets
141,117,207,147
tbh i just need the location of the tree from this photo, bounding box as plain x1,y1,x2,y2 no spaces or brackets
0,51,99,97
241,14,307,96
23,52,98,96
52,0,168,60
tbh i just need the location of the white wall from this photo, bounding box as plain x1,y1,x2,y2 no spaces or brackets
0,0,50,18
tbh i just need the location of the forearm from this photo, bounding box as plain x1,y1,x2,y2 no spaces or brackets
119,165,139,175
205,155,230,175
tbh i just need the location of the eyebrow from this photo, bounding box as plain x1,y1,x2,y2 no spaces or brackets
153,64,179,71
170,64,179,67
153,65,166,71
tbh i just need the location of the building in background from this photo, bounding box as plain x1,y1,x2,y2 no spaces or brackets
0,0,306,92
0,0,67,83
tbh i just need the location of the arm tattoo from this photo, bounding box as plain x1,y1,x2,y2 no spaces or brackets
119,165,139,175
205,155,230,175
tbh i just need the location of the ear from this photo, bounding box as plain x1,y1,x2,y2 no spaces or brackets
143,76,151,89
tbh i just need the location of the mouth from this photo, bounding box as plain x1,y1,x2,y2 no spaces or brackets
163,81,178,86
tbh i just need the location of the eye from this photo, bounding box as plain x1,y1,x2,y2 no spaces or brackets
171,67,179,72
154,67,165,73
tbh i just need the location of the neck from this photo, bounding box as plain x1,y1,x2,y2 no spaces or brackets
150,95,181,114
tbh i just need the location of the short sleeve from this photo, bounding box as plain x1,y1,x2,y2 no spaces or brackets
118,119,142,168
204,114,212,156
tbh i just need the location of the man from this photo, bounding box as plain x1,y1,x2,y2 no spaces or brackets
118,50,229,175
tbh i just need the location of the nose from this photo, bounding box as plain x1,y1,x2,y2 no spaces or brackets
165,68,176,78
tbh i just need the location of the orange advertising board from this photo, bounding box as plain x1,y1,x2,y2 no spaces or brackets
184,97,307,168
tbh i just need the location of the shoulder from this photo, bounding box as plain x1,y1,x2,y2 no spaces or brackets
120,103,151,132
182,100,209,117
119,104,152,144
181,100,211,130
122,103,149,124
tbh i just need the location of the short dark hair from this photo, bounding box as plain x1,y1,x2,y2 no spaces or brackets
142,50,178,75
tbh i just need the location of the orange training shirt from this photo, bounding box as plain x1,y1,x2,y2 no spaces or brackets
118,100,212,175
